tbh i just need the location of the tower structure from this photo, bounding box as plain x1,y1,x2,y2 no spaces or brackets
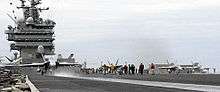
5,0,56,63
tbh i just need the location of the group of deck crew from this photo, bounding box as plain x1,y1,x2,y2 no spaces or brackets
95,63,156,75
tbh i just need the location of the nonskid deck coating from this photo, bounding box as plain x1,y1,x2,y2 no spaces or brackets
21,67,202,92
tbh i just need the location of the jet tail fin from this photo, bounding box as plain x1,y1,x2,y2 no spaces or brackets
68,54,74,59
41,54,46,62
115,58,119,65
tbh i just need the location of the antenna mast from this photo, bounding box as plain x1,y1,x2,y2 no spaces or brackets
6,13,17,24
17,0,49,23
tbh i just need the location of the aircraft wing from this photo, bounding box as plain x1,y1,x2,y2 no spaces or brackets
57,62,82,67
102,65,122,68
116,65,123,68
19,63,45,67
158,66,177,69
5,56,13,62
103,65,111,68
0,63,45,67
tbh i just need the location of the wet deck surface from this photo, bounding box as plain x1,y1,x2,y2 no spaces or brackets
53,66,220,86
20,67,202,92
29,74,199,92
80,73,220,86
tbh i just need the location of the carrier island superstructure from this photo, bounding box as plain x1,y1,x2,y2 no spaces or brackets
5,0,56,63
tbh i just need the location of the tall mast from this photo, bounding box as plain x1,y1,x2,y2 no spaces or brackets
17,0,49,23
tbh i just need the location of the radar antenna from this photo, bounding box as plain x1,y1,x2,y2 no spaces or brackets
6,13,17,24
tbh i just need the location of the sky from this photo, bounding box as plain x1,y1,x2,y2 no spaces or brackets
0,0,220,72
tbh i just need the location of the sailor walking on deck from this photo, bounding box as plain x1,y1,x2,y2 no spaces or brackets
150,63,155,75
139,63,144,75
124,64,128,75
128,64,131,74
130,64,135,74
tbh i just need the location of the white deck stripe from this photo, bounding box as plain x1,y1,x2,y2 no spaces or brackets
26,75,40,92
55,75,220,92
